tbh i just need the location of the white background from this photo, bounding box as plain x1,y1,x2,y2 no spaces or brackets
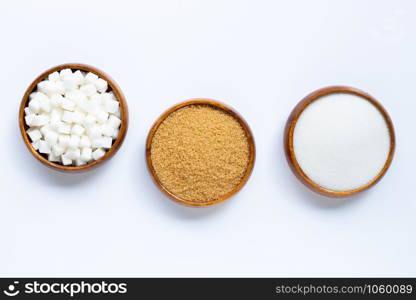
1,0,415,277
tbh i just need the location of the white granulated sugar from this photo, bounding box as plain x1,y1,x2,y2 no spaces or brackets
24,70,122,166
293,93,391,192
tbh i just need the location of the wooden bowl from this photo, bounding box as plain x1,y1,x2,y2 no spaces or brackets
284,86,395,197
146,99,256,207
19,63,128,172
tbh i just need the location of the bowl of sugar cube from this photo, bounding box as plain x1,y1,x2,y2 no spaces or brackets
19,63,128,171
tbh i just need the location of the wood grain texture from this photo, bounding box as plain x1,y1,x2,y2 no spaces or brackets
146,99,256,207
19,63,128,172
284,86,395,197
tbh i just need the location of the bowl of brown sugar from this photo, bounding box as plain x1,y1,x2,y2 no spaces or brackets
146,99,255,207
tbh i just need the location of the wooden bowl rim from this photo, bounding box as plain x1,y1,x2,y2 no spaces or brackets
146,98,256,207
19,63,129,172
284,86,396,198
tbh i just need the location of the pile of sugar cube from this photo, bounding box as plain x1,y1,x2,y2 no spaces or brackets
25,69,121,166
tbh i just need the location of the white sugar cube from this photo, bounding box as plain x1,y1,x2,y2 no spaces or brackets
61,98,75,111
108,115,121,128
95,110,109,123
91,137,112,149
65,148,80,160
107,91,116,99
84,72,98,84
68,135,80,148
81,147,92,161
27,129,42,142
104,99,119,114
95,78,108,93
29,92,38,99
86,103,98,115
52,143,65,156
39,96,51,113
72,111,85,124
102,92,111,99
28,98,41,113
50,111,62,123
50,108,63,120
58,134,70,147
76,98,91,112
60,68,73,79
39,140,51,154
37,81,48,94
55,81,65,94
62,111,74,123
40,125,51,137
101,136,113,149
66,90,86,103
112,128,119,139
32,114,49,126
88,125,102,139
101,124,114,137
50,94,64,107
71,124,85,135
33,91,49,103
48,153,61,162
80,83,97,96
89,93,102,105
101,93,114,104
45,131,58,145
43,80,64,95
75,158,86,166
48,71,60,82
92,148,105,160
63,76,78,91
88,96,101,115
91,138,102,148
61,154,72,165
81,99,93,113
73,70,84,85
50,119,61,130
31,140,40,150
79,135,91,148
58,122,71,134
83,114,96,127
25,114,35,126
24,107,33,116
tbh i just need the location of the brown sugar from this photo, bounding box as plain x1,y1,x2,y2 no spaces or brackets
150,104,250,203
